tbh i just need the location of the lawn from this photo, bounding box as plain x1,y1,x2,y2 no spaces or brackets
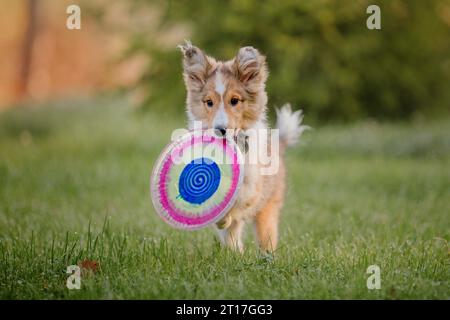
0,97,449,299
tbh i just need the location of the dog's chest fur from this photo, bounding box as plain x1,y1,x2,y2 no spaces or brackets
229,136,282,222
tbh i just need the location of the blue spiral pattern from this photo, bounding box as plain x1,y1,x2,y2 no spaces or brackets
179,158,221,205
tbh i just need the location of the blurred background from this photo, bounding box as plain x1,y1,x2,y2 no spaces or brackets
1,0,449,299
2,0,449,122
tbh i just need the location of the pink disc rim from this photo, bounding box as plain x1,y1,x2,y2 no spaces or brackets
150,131,243,230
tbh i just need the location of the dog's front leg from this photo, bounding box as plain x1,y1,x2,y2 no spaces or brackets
254,196,282,253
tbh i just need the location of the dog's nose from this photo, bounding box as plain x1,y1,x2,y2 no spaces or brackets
215,127,227,137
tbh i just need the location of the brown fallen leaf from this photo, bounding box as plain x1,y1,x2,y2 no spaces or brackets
78,259,100,276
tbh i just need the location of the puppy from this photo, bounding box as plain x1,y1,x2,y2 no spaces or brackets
179,41,307,252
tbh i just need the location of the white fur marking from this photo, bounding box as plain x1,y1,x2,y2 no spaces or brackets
212,72,228,128
213,102,228,128
215,72,226,96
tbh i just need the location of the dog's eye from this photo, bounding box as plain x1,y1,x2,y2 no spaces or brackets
230,97,239,106
205,99,213,107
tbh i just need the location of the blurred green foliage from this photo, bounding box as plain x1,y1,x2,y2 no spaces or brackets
126,0,450,122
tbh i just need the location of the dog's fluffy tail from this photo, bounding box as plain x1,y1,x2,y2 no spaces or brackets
276,104,309,149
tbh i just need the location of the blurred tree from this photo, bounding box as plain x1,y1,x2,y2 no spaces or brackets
125,0,450,122
16,0,39,100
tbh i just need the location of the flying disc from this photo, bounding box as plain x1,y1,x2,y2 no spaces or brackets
150,130,244,230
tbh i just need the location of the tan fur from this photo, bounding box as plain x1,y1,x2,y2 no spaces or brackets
179,42,291,253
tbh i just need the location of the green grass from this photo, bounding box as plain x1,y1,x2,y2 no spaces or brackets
0,97,449,299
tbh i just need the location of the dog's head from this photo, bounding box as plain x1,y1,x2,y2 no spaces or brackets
179,41,268,133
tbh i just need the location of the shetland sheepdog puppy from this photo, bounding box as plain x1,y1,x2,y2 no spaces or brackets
178,41,307,252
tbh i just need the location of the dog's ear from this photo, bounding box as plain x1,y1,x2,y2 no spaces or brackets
233,46,267,87
178,41,213,90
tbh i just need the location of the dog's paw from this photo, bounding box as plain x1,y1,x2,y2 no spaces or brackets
216,216,232,229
